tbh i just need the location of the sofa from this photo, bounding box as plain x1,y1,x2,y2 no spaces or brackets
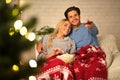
20,34,120,80
98,34,120,80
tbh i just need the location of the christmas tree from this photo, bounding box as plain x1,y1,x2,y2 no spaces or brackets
0,0,54,80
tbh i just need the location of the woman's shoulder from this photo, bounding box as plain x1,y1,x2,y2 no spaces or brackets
66,37,75,42
44,34,50,37
43,34,50,40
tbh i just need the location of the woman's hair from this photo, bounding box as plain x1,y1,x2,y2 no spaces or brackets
64,6,81,19
47,19,68,47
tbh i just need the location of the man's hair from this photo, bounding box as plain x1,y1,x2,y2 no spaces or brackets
64,6,81,19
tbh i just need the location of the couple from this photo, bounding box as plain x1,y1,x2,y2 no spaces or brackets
36,6,107,80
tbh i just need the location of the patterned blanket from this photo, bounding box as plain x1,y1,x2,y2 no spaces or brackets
36,57,74,80
74,45,107,80
36,45,108,80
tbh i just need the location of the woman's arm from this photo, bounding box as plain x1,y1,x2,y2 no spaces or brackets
45,48,62,59
70,40,76,54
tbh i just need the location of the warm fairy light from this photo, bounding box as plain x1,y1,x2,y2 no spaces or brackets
19,60,24,65
9,27,15,36
29,76,36,80
19,0,26,7
27,32,36,41
20,26,27,36
6,0,11,4
12,9,19,16
29,59,37,68
14,20,23,30
12,64,19,71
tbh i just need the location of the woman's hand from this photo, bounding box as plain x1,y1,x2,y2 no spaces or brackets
45,48,62,59
53,48,62,56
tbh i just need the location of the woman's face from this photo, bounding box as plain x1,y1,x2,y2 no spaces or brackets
59,21,71,36
67,10,80,27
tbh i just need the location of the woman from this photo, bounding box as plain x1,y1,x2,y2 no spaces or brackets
36,19,76,80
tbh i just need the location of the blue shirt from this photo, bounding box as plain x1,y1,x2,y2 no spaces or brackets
69,23,99,50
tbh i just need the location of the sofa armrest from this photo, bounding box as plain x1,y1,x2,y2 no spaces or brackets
108,53,120,80
98,34,119,68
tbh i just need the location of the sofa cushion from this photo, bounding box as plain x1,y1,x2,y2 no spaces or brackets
98,34,118,68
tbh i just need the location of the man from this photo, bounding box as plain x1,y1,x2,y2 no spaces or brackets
65,6,107,80
64,6,99,50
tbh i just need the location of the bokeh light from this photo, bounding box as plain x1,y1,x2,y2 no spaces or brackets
9,27,15,36
12,9,19,16
29,59,37,68
27,32,36,41
29,76,36,80
12,64,19,71
6,0,11,4
20,26,27,36
14,20,23,30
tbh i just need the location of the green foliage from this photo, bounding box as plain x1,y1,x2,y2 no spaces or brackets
0,0,38,80
0,0,54,79
36,26,54,35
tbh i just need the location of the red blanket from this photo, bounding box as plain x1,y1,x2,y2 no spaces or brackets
36,45,108,80
36,57,74,80
73,45,108,80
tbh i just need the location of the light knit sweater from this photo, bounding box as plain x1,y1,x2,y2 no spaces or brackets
38,35,76,59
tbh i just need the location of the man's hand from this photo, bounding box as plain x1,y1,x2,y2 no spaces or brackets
85,20,94,29
37,42,46,53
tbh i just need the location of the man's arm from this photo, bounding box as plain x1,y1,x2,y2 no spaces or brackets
37,42,46,53
85,20,98,35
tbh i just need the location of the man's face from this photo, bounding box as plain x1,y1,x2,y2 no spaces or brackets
67,10,80,27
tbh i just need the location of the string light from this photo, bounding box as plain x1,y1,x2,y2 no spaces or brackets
6,0,11,4
29,76,36,80
27,32,36,41
12,9,19,16
29,59,37,68
9,27,15,36
20,26,27,36
14,20,23,30
12,64,19,71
